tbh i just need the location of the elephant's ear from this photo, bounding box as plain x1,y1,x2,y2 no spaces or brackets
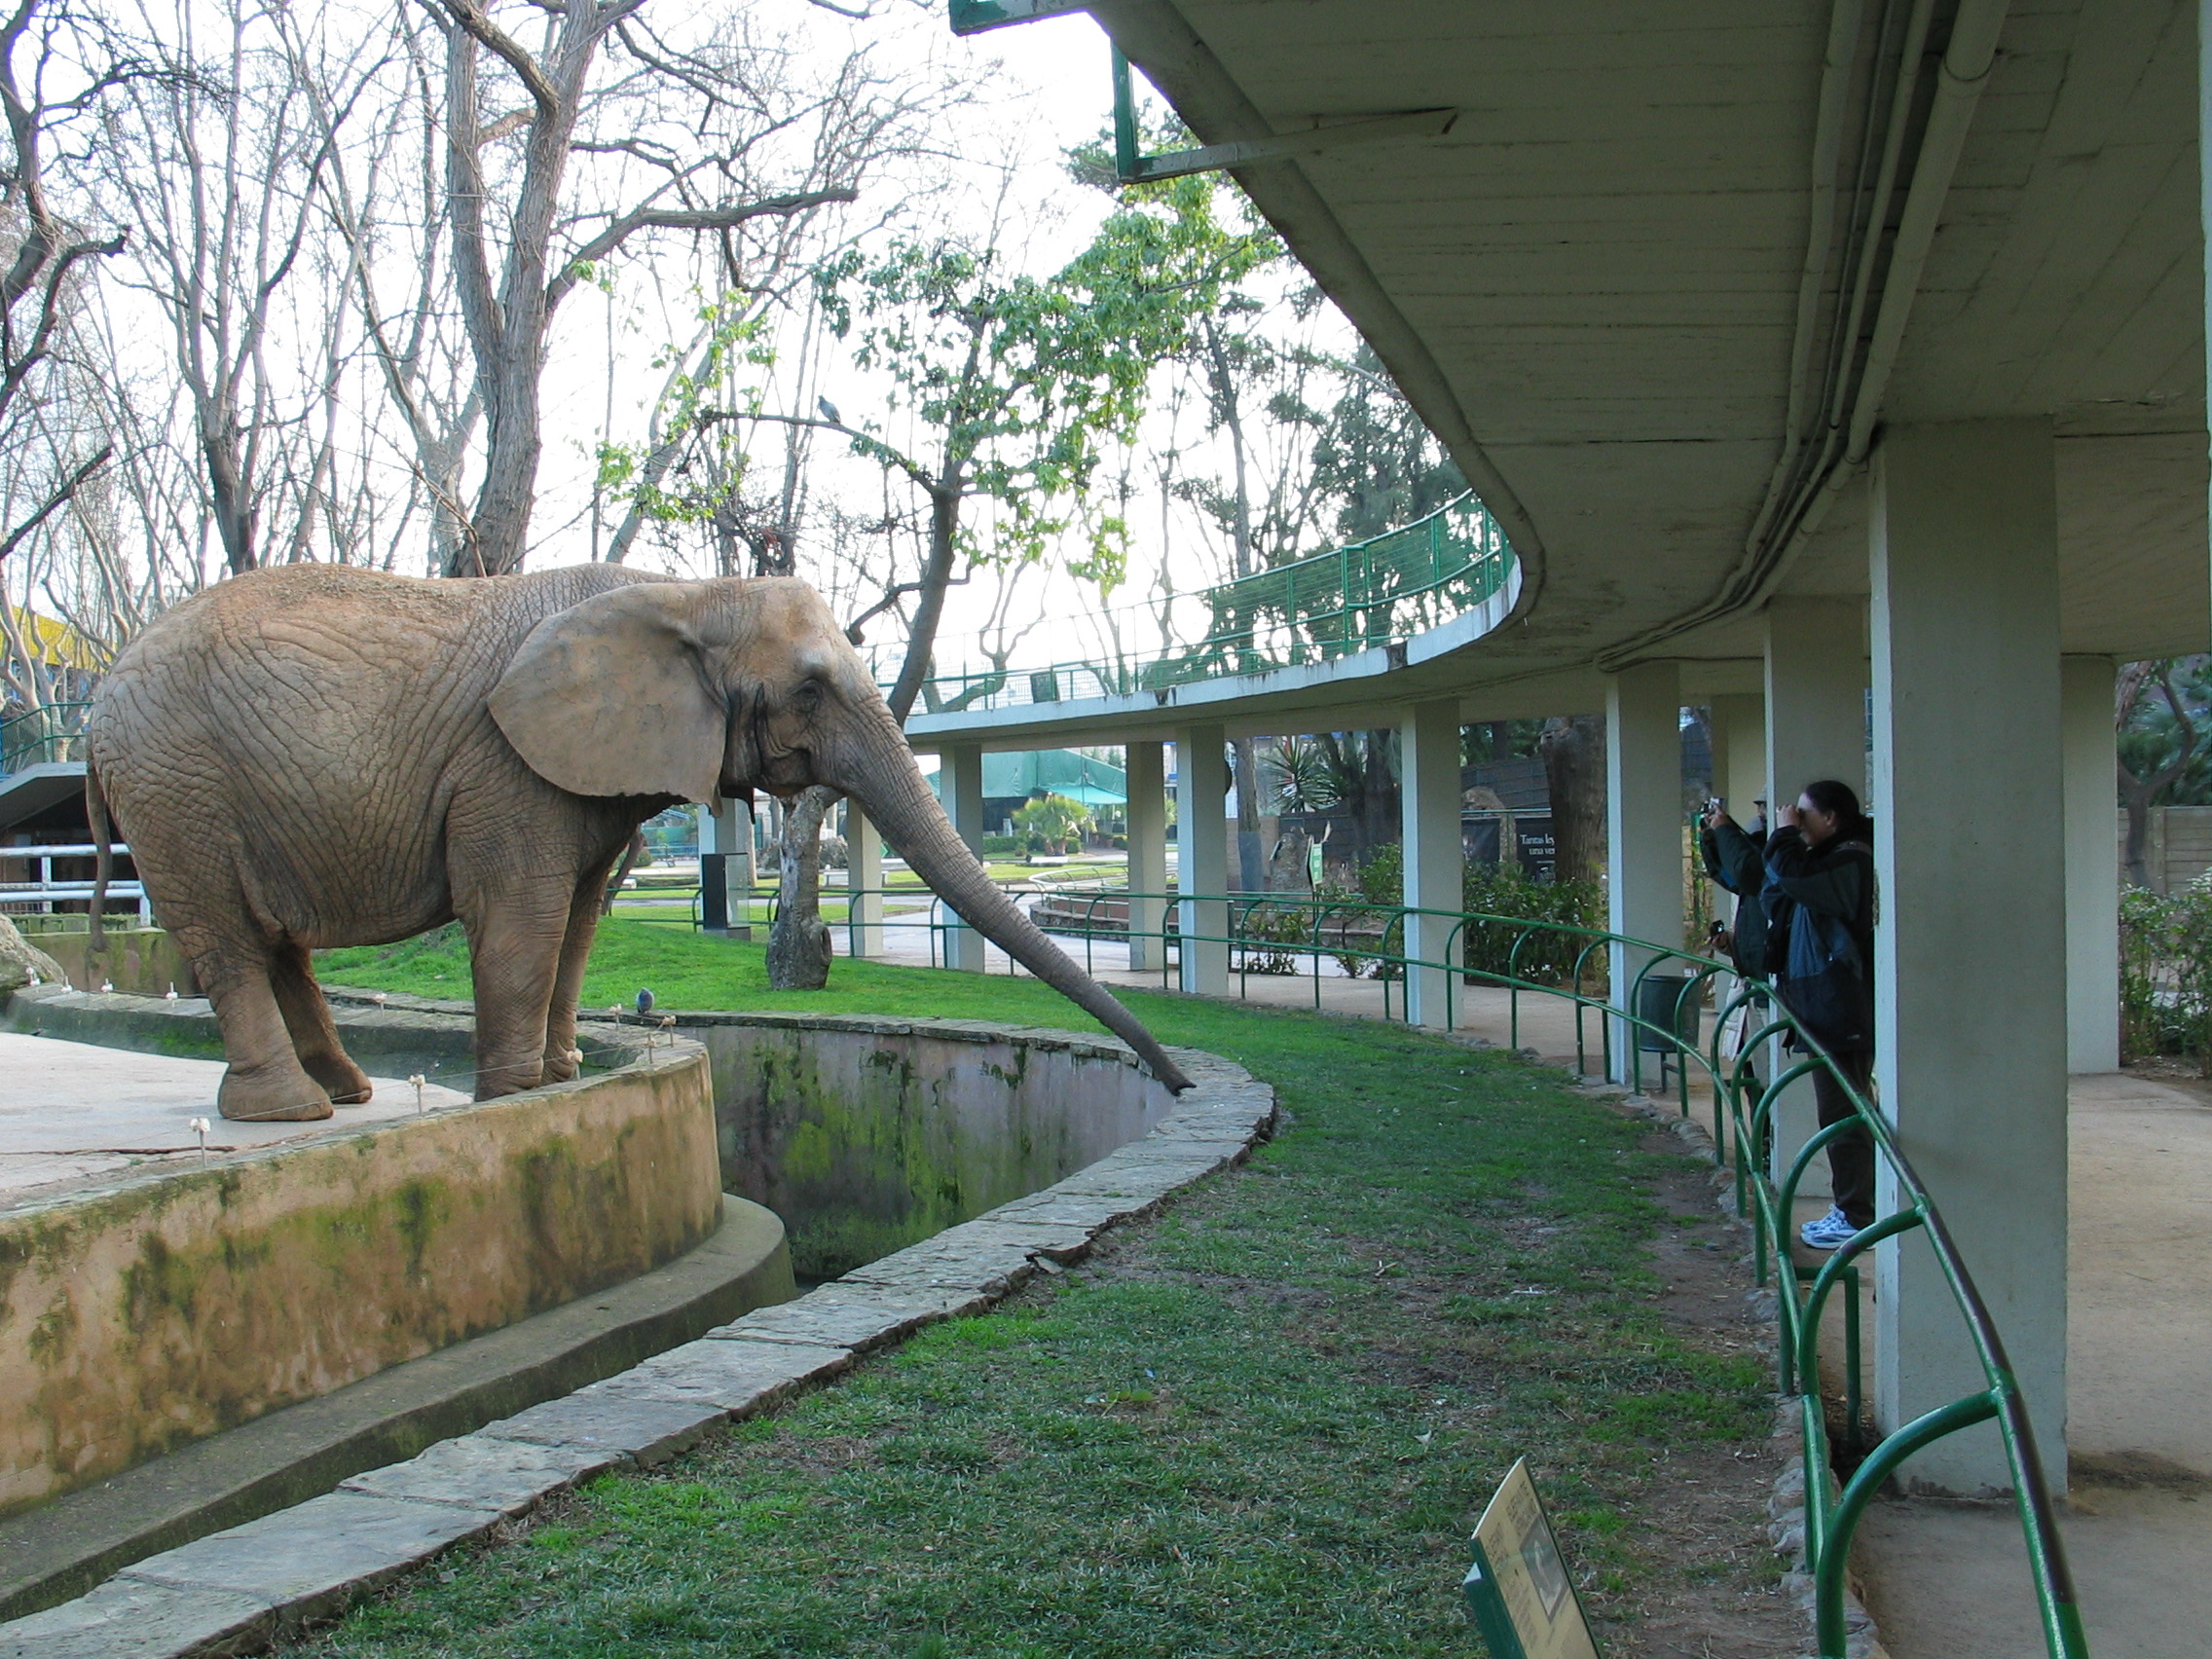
490,583,724,801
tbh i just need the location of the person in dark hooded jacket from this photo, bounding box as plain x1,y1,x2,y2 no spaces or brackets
1699,798,1768,977
1763,779,1877,1251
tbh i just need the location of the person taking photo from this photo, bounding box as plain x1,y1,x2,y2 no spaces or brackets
1763,779,1877,1251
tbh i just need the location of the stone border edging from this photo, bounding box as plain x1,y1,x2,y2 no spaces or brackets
0,1036,1274,1659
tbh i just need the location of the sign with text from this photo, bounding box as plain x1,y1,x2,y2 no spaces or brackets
1461,1459,1600,1659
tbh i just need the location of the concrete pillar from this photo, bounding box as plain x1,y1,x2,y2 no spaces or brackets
1870,419,2066,1494
1763,601,1868,1173
1606,662,1683,1083
2062,657,2120,1074
845,801,884,958
1765,597,1868,806
1175,725,1231,994
697,797,754,939
941,744,986,973
1401,699,1464,1029
1124,741,1168,974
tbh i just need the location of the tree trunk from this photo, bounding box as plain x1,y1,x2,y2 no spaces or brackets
1359,728,1399,858
885,483,961,724
1232,735,1263,893
1540,714,1606,885
765,785,835,989
2120,774,2155,891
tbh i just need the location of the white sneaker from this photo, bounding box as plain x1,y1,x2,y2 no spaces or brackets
1799,1207,1860,1251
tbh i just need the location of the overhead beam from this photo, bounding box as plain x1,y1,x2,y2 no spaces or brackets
948,0,1090,36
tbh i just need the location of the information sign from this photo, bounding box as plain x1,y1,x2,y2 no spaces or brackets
1461,1459,1600,1659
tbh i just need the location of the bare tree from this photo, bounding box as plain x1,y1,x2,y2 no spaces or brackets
88,0,380,577
0,0,137,583
423,0,861,574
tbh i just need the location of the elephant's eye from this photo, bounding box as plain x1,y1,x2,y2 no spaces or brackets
793,678,825,712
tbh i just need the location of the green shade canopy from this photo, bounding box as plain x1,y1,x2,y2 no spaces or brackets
925,749,1126,804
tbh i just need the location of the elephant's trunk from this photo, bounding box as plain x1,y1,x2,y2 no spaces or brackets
834,722,1193,1093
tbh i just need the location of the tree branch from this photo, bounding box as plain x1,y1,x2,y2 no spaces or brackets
0,444,111,565
426,0,561,122
546,189,857,309
736,410,940,497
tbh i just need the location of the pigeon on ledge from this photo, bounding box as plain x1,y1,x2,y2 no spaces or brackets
636,987,655,1015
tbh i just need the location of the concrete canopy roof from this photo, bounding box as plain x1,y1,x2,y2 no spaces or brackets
912,1,2207,752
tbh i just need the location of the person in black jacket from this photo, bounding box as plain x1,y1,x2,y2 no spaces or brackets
1764,779,1877,1250
1699,798,1768,976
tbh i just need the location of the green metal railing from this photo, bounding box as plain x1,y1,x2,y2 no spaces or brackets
906,493,1515,714
0,701,90,772
814,882,2086,1659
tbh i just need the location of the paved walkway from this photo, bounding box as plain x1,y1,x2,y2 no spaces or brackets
0,1031,468,1202
1856,1069,2212,1657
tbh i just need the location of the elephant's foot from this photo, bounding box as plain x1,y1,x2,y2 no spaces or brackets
539,1043,583,1086
473,1057,543,1101
299,1050,374,1107
217,1061,333,1123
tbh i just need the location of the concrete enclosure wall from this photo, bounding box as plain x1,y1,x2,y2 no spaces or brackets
674,1014,1176,1278
13,923,199,998
0,990,722,1516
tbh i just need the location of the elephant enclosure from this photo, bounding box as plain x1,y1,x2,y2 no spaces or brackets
0,974,1184,1544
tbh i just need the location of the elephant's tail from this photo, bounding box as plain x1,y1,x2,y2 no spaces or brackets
86,758,112,953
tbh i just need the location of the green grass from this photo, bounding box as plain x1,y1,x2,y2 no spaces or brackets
308,925,1775,1657
318,919,1121,1021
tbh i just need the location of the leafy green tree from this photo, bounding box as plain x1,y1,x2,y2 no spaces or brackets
1308,342,1467,543
808,175,1272,721
2119,657,2212,888
746,178,1263,987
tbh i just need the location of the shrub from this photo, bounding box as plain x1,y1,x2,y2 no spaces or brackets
1231,901,1306,975
1462,864,1605,989
1013,793,1092,856
2120,878,2212,1069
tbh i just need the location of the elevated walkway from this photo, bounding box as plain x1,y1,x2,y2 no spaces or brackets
902,493,1547,749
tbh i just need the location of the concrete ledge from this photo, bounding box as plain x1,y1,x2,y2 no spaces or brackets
0,988,722,1518
0,1036,1273,1658
0,1196,793,1624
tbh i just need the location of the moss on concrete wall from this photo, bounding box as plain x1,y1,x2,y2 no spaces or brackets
673,1015,1171,1279
0,1000,719,1517
24,928,199,999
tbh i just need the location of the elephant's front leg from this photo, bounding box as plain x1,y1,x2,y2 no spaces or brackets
539,874,609,1085
458,885,574,1100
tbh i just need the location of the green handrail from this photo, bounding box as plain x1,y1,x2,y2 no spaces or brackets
821,882,2089,1658
905,493,1516,713
0,701,91,773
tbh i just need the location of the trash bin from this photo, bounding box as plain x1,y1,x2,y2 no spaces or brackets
1635,974,1702,1050
1635,973,1702,1094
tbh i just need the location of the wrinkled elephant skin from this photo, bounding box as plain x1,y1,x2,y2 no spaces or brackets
89,566,1190,1122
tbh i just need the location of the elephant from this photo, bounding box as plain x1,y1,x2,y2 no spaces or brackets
84,564,1192,1121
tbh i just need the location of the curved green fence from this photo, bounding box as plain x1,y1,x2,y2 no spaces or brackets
820,883,2087,1658
909,493,1516,714
0,701,90,773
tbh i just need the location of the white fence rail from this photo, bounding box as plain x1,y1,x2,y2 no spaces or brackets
0,842,149,920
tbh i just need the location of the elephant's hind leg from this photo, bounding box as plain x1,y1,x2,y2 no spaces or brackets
270,940,373,1105
176,929,334,1123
